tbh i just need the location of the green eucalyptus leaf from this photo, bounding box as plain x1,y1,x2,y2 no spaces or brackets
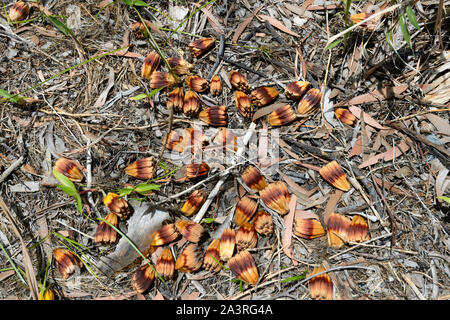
438,196,450,204
201,218,215,224
52,169,78,196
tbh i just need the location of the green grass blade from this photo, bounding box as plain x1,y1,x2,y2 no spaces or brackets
122,0,148,6
399,15,412,48
130,86,165,100
45,15,82,47
326,38,344,50
406,5,420,30
281,272,307,283
0,241,27,285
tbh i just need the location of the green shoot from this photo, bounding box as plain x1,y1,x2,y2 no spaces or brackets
281,270,308,283
52,169,83,215
130,86,165,101
118,183,161,197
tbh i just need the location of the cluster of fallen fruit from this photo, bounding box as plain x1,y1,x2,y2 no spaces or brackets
42,15,371,300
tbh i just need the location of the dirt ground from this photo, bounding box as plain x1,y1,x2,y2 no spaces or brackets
0,0,449,300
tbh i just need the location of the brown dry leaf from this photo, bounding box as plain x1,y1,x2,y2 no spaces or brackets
257,14,300,37
12,116,46,128
307,4,342,11
372,175,414,197
0,270,15,282
196,4,225,35
36,215,52,264
115,30,130,56
252,103,286,122
349,106,388,130
360,113,371,163
349,135,362,158
93,67,115,109
282,194,298,266
345,85,408,105
152,290,165,300
185,291,201,300
0,197,39,300
30,3,53,15
324,190,343,224
21,163,39,175
358,139,411,169
347,44,363,79
284,3,302,16
98,0,113,8
35,26,58,38
299,0,315,14
113,51,143,58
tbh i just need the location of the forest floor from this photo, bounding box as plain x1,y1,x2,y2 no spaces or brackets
0,0,449,300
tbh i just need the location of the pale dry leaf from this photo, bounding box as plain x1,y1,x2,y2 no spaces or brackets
295,210,320,220
324,190,343,224
436,168,449,198
93,67,115,109
257,14,300,37
0,270,15,282
258,122,268,168
349,105,388,130
358,139,411,169
282,194,298,266
152,290,165,300
425,114,450,136
252,103,286,122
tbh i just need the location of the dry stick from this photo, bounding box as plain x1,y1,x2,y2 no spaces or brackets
369,169,397,248
0,196,40,300
193,122,257,223
206,34,225,81
387,122,450,163
401,273,426,300
218,55,267,78
0,155,25,183
328,232,393,261
85,141,101,219
384,108,450,124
